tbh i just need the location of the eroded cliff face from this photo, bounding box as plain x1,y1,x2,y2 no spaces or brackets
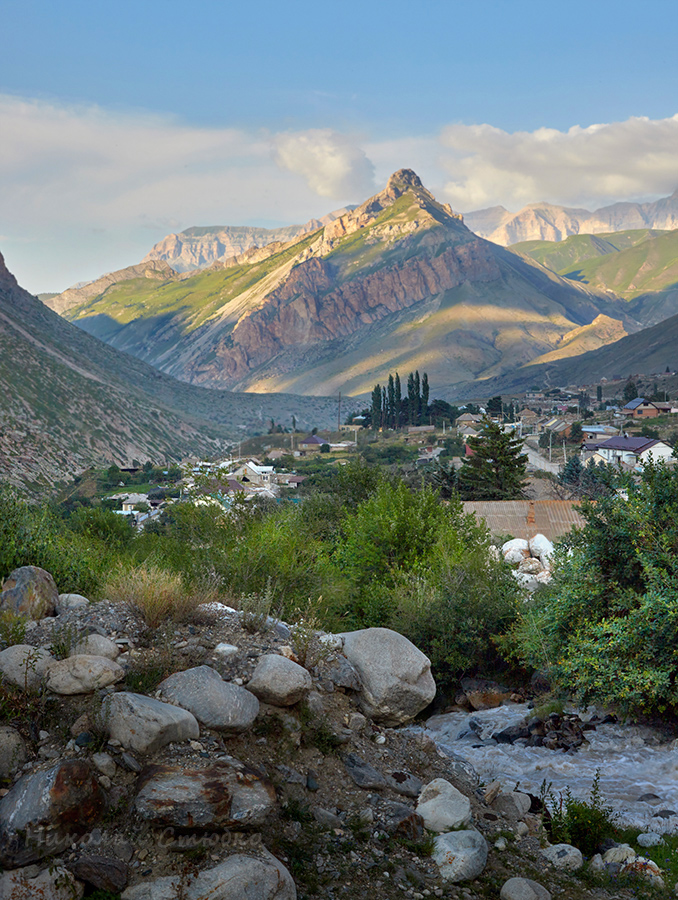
183,237,500,386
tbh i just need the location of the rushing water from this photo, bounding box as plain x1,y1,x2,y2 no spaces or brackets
425,703,678,833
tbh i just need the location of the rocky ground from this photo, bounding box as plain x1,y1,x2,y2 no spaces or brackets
0,566,672,899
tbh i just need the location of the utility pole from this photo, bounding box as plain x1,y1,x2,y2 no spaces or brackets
337,391,341,433
549,430,552,463
563,439,567,463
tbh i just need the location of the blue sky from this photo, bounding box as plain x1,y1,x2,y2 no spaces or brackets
3,0,678,291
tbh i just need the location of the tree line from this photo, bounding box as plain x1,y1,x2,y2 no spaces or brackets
369,370,436,429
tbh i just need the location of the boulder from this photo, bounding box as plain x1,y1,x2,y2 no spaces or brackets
432,830,488,883
0,865,84,900
460,676,511,710
416,778,472,832
500,877,551,900
120,850,296,899
246,655,312,706
541,843,583,871
621,856,664,887
518,557,544,575
492,791,531,820
0,644,53,691
385,769,423,798
529,534,554,568
0,566,58,619
637,832,664,847
92,752,117,779
339,628,436,725
158,665,259,734
134,761,276,828
57,593,90,613
68,855,129,893
602,843,636,864
100,692,199,754
343,753,387,790
383,802,424,840
0,760,105,866
47,655,125,695
502,539,530,566
72,634,120,659
0,726,27,779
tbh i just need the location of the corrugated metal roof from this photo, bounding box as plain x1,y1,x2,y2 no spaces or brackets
462,500,585,541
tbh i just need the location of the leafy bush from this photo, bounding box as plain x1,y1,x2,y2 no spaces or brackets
0,487,103,595
507,461,678,715
542,773,616,856
0,611,27,650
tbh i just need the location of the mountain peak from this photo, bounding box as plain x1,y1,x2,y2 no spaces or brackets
386,168,424,193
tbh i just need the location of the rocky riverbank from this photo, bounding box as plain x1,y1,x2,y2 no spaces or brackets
0,565,673,899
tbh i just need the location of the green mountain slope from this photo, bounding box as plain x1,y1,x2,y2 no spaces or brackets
0,252,354,489
512,229,678,329
510,230,663,274
46,170,633,400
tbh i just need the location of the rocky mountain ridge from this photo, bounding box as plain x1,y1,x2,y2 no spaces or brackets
465,189,678,246
142,208,353,272
46,170,635,400
0,252,355,489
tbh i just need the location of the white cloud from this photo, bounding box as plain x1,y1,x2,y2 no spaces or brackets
438,116,678,210
274,129,375,198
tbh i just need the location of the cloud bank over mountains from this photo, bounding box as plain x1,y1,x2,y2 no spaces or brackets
1,92,677,291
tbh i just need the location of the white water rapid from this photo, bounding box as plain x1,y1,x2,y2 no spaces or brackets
425,703,678,833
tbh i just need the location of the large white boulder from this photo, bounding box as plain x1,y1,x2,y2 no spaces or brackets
72,634,120,659
339,628,436,726
47,655,124,695
500,877,551,900
432,830,488,883
100,692,199,754
158,665,259,733
0,645,53,691
121,850,296,899
529,534,554,569
502,539,530,566
416,779,471,832
0,865,84,900
541,843,583,871
246,655,312,707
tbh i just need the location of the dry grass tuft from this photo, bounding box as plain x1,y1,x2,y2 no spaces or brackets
104,563,215,629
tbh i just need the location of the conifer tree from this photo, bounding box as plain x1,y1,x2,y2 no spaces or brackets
414,371,421,423
371,384,382,430
421,373,429,423
407,373,416,425
387,374,395,429
394,372,402,428
458,419,528,500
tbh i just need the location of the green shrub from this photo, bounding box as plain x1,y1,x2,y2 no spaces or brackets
506,461,678,715
0,611,28,650
542,773,617,856
0,487,103,595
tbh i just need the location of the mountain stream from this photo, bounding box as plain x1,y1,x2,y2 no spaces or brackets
424,703,678,833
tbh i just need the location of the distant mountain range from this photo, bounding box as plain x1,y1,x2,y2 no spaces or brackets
0,252,352,489
42,170,634,401
465,190,678,245
141,208,353,273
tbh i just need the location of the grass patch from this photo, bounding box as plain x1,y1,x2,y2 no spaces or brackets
104,563,215,629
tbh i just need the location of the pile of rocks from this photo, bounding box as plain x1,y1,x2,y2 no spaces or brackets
0,564,650,899
499,534,554,592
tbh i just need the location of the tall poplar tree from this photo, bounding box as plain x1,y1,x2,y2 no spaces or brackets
387,374,396,429
394,372,402,428
414,371,421,424
421,373,429,423
407,373,416,425
371,384,382,430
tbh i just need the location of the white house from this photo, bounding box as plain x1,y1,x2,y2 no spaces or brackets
583,436,674,469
